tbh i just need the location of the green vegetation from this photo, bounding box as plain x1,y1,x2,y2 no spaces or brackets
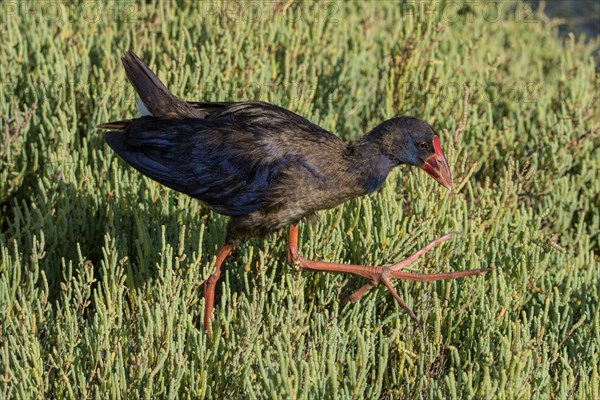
1,1,598,398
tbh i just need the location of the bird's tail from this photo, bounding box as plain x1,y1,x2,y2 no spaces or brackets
121,51,197,118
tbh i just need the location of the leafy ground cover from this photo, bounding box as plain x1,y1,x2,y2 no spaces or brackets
1,1,598,398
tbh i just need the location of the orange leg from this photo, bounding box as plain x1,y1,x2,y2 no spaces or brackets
203,244,234,333
287,224,490,323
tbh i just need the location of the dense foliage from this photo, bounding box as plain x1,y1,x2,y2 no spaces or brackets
1,1,598,398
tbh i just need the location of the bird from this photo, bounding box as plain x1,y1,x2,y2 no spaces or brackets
99,51,490,332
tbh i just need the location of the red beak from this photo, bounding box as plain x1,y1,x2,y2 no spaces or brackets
421,136,452,190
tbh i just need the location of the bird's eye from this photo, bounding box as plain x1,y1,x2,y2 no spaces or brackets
416,142,428,150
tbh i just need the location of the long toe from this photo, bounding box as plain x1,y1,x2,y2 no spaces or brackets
289,226,490,324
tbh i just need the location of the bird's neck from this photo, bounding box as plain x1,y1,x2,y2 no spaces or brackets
349,136,396,194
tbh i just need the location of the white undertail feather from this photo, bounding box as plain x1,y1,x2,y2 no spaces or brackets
136,97,152,116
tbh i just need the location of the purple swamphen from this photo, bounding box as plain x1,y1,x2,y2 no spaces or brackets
99,52,490,332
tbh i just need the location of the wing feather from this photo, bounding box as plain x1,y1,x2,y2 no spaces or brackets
102,101,346,217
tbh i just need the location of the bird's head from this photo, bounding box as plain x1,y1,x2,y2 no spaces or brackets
370,117,453,190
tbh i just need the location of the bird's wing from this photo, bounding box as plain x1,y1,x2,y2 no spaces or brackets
104,117,297,217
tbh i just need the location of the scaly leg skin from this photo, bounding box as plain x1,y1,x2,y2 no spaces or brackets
287,224,491,323
203,244,234,333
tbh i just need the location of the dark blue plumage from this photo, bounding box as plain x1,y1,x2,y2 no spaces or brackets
105,114,290,217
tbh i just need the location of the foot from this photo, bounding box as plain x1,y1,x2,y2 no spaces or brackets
287,225,491,323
